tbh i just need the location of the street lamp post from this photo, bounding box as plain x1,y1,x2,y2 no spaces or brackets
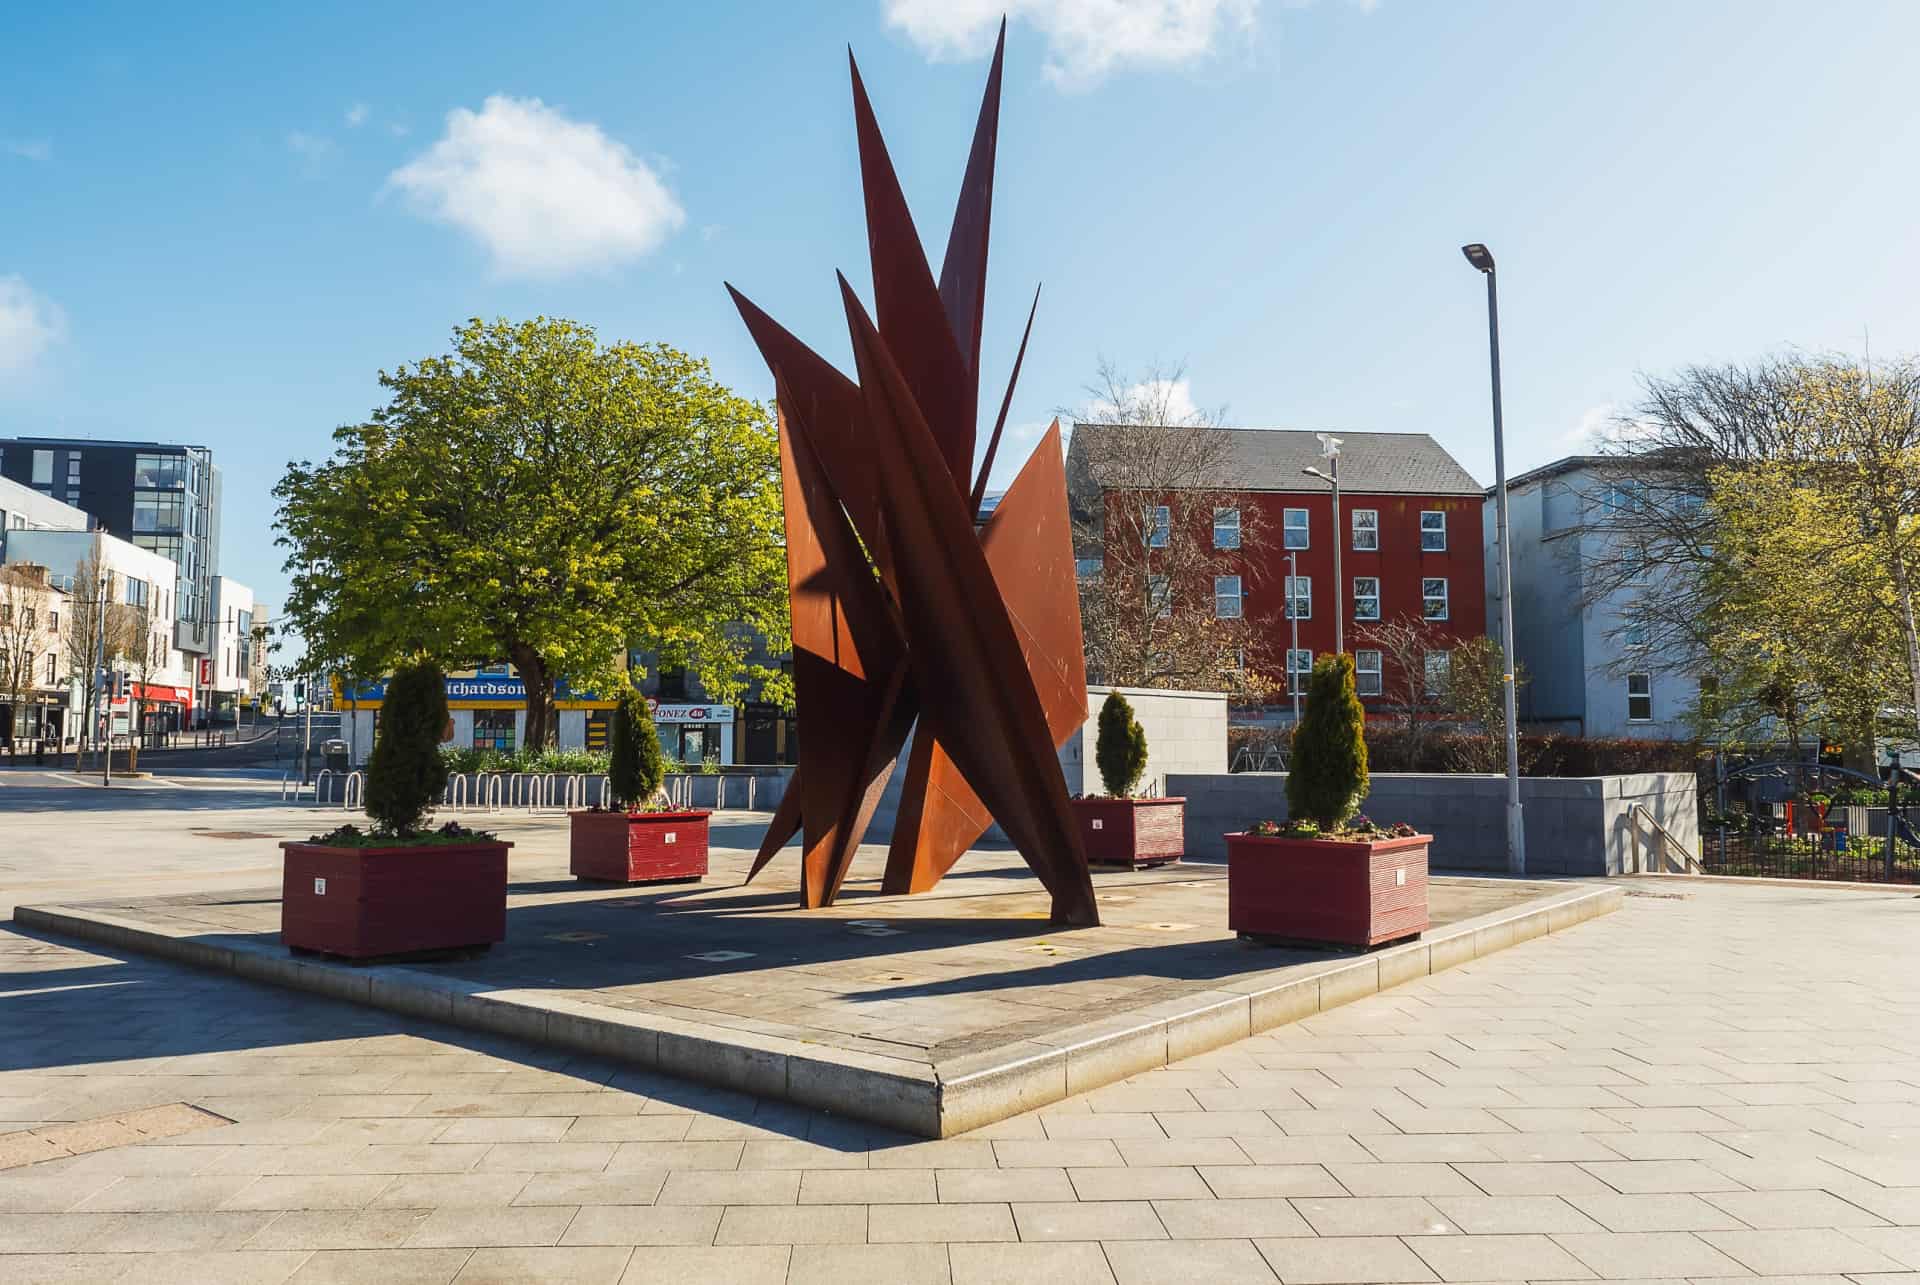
1462,241,1525,876
1285,550,1302,724
93,569,110,788
1302,435,1344,657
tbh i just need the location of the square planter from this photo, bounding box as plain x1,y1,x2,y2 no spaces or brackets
280,838,511,960
1225,831,1430,948
569,810,710,884
1073,797,1186,868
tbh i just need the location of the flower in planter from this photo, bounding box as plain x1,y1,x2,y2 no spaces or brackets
1095,690,1149,799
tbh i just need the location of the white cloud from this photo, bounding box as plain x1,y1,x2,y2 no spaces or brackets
1089,376,1202,424
884,0,1261,88
286,130,334,160
2,139,51,161
0,276,66,378
345,102,369,127
1559,402,1617,448
386,95,685,278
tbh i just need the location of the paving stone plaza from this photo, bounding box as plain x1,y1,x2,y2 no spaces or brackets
2,772,1919,1282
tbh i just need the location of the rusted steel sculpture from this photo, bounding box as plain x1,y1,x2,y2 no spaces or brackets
727,27,1098,927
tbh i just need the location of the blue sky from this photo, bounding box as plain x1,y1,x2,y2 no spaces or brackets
5,0,1920,627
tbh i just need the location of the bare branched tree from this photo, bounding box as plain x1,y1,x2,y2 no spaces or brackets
1064,360,1280,700
61,555,137,769
0,565,53,758
1355,614,1451,767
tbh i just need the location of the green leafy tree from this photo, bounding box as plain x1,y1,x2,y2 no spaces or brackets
606,686,664,812
1094,690,1149,798
364,658,450,835
1287,652,1369,830
275,317,791,750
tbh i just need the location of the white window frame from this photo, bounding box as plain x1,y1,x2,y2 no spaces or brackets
1146,504,1170,549
1353,576,1380,622
1355,649,1383,697
1287,648,1313,693
1422,577,1449,620
1148,573,1171,619
1284,575,1311,620
1627,672,1653,722
1351,508,1378,551
1283,507,1309,550
1213,574,1243,619
1420,510,1447,552
1424,650,1451,699
1212,507,1241,550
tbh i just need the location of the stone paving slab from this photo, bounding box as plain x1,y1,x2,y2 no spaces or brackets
17,839,1614,1136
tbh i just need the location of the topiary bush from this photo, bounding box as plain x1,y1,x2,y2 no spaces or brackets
1095,690,1149,798
1287,652,1369,830
606,686,664,811
364,658,450,836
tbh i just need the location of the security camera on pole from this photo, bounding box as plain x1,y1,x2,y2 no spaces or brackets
1301,433,1344,656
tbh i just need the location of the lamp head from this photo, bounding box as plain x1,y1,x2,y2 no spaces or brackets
1461,243,1495,274
1301,466,1325,481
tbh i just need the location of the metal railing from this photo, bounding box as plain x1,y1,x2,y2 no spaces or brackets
1627,803,1698,874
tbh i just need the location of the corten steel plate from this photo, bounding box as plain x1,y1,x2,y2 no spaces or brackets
726,24,1098,927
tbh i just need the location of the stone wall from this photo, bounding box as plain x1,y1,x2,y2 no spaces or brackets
1166,771,1699,876
864,685,1228,843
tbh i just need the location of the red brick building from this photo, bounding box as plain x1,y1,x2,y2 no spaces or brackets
1066,425,1487,718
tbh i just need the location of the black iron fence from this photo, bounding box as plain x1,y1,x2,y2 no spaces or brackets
1702,759,1920,884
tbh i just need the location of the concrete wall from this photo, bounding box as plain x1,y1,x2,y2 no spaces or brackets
1166,770,1698,876
864,685,1229,843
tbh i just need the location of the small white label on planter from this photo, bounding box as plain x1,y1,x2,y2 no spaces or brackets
313,878,327,896
1395,868,1406,886
664,832,677,844
1091,819,1104,830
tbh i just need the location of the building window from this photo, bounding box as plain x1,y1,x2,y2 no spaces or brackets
1420,510,1447,551
134,452,190,489
1283,508,1309,550
1284,575,1311,620
1212,506,1240,549
1075,557,1103,580
1214,575,1242,619
46,653,58,684
1353,576,1380,621
47,609,58,633
133,490,186,534
1287,648,1313,693
1351,508,1378,551
1425,651,1451,698
124,577,148,608
1422,577,1449,620
1623,612,1649,648
1355,649,1382,696
1145,504,1170,548
31,450,52,486
1603,480,1646,517
472,709,516,752
1147,574,1171,618
1627,672,1653,721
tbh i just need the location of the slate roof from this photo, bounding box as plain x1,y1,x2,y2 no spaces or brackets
1067,424,1484,496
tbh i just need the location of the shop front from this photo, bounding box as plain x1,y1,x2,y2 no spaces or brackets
650,702,736,768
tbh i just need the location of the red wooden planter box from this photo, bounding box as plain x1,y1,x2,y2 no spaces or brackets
569,810,710,884
1073,797,1186,868
1225,831,1430,948
280,839,511,960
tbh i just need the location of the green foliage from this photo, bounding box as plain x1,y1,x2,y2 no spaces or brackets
274,317,792,749
440,745,611,776
1094,691,1149,798
306,821,494,848
364,659,450,836
1287,653,1370,830
607,687,664,811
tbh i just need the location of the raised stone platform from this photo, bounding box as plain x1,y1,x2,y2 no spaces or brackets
17,836,1617,1137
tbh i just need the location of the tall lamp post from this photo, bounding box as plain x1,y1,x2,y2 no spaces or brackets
1462,242,1524,876
1302,434,1344,657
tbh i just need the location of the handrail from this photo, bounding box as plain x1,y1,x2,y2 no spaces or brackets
1628,802,1698,874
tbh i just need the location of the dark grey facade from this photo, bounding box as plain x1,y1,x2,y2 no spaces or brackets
0,438,222,664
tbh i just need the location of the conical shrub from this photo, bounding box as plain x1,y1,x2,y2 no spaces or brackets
364,658,449,836
1095,690,1149,798
1286,652,1369,830
607,686,664,812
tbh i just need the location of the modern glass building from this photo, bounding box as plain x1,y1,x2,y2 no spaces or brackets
0,438,222,708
